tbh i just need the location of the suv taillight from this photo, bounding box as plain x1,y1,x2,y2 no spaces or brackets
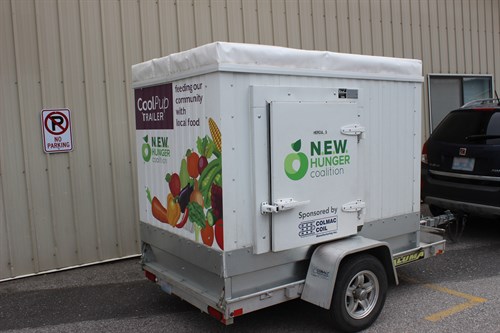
421,141,428,164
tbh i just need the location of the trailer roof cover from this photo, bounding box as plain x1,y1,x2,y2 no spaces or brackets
132,42,422,86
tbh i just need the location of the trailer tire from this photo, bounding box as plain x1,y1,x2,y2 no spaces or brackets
329,254,387,333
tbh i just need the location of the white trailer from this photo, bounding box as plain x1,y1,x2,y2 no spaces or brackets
132,42,445,332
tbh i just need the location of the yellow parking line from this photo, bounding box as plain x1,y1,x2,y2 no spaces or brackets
425,301,483,322
400,275,487,322
423,283,487,304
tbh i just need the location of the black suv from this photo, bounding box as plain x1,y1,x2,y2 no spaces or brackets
421,99,500,218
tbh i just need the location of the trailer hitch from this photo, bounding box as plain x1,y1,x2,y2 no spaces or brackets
420,210,466,242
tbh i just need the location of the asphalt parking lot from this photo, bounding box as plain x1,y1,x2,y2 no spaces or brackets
1,214,499,333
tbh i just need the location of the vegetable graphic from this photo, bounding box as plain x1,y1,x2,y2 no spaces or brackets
211,184,223,219
199,159,221,190
209,118,221,152
180,159,189,188
150,118,223,248
146,188,168,224
187,201,205,228
166,173,181,197
190,180,204,208
199,159,222,208
176,208,189,228
187,151,200,178
201,223,214,246
166,193,181,226
178,183,193,213
206,209,215,227
152,197,168,223
196,135,215,159
198,156,208,174
215,219,223,250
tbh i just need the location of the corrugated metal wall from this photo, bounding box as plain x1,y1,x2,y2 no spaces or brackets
1,0,499,280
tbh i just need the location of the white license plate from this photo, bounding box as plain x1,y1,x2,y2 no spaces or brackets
452,157,475,171
158,280,172,294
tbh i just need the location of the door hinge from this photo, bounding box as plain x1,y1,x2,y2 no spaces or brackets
261,198,310,214
342,199,366,212
341,124,365,141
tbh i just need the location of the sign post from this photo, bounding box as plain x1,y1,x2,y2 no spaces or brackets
41,108,73,153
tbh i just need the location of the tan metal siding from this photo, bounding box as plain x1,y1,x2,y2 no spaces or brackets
211,0,229,42
445,0,457,73
493,0,500,88
194,0,213,45
349,0,362,54
1,0,499,280
13,0,52,274
101,0,137,257
227,0,244,42
359,1,372,55
401,0,412,59
298,0,314,50
0,0,35,278
242,0,258,44
257,0,273,45
324,0,339,51
478,0,487,73
454,1,466,73
485,0,495,76
36,0,77,269
337,0,350,52
370,1,384,56
380,0,394,56
271,0,287,46
470,0,481,73
58,0,99,264
285,0,300,48
391,0,404,58
81,1,118,261
437,0,449,72
462,0,473,72
311,1,326,51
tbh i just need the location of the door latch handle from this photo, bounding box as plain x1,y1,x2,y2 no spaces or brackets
261,198,310,214
342,199,365,212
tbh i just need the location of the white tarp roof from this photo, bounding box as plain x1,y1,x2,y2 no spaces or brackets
132,42,422,86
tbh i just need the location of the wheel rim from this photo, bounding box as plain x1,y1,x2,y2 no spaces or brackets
345,270,379,320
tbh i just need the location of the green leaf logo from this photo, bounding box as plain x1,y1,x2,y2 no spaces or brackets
291,139,301,152
141,135,151,162
284,139,308,181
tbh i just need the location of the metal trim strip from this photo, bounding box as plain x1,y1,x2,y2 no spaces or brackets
430,169,500,182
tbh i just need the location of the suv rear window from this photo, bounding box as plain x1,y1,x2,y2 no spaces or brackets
432,110,500,145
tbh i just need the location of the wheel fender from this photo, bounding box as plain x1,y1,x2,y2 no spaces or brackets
301,236,397,309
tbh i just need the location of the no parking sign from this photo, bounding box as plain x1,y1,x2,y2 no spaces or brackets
41,108,73,153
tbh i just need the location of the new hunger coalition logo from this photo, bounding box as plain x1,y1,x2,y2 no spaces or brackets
284,140,308,180
284,138,351,181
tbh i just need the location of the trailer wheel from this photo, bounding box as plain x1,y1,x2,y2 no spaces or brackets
329,254,388,333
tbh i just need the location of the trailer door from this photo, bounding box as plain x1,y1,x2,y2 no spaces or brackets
267,101,364,251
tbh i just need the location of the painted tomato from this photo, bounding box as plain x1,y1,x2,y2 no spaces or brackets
187,152,200,178
168,173,181,197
